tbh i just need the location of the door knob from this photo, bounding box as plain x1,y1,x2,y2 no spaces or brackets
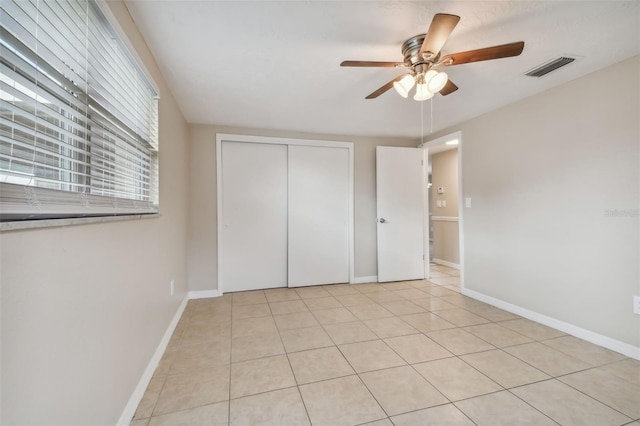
379,218,386,223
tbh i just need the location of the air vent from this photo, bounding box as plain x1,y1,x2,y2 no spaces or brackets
525,56,576,77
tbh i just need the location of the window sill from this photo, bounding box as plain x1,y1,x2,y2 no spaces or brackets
0,213,161,233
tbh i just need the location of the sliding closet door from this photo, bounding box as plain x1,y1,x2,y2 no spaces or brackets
288,145,350,287
220,142,288,292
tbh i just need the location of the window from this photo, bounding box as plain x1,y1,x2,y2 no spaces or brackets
0,0,159,221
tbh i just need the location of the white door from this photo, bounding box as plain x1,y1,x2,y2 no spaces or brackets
376,146,425,282
288,145,350,287
220,142,288,291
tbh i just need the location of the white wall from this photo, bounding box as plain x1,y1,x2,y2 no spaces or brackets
428,56,640,348
0,1,190,424
187,125,417,291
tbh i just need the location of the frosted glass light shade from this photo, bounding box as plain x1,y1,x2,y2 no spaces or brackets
426,70,448,93
413,83,434,101
393,74,415,98
423,70,438,86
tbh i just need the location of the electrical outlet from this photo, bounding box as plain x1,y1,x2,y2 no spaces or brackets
633,295,640,315
170,280,175,297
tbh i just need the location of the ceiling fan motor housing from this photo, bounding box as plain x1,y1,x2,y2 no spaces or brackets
402,34,440,68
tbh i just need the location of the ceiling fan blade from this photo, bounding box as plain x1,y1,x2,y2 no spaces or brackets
419,13,461,59
341,60,404,68
439,79,458,96
365,75,404,99
441,41,525,66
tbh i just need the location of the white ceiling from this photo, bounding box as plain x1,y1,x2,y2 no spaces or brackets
125,1,639,139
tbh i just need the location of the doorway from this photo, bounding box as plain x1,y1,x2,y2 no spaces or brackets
421,131,463,289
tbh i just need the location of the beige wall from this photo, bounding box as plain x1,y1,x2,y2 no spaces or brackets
431,149,460,264
428,56,640,347
187,125,417,291
432,222,460,265
431,149,459,217
0,2,190,424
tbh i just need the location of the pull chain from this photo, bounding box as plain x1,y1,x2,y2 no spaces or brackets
421,99,424,146
430,97,434,135
421,97,434,146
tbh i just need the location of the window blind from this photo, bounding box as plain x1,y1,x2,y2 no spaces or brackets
0,0,159,221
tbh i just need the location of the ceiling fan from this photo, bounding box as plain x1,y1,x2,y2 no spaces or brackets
341,13,525,100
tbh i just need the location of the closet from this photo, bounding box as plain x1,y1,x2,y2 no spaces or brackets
216,134,353,293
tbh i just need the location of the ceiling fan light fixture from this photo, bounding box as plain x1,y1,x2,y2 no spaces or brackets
426,70,448,93
393,74,416,98
413,83,434,101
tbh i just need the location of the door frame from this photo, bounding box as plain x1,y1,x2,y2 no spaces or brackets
419,131,464,289
422,147,430,281
215,133,355,294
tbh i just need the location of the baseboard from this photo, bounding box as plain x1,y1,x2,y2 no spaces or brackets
188,289,221,299
432,258,460,270
117,295,189,425
351,276,378,284
463,288,640,360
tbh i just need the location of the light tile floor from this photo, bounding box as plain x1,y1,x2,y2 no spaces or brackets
132,264,640,426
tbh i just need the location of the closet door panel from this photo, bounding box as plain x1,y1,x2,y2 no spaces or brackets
288,145,349,287
220,141,288,291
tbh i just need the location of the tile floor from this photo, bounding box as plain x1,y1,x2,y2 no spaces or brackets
132,264,640,426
